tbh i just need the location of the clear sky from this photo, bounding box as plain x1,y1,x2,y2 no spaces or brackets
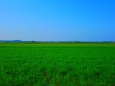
0,0,115,41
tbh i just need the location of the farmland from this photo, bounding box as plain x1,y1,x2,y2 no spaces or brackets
0,43,115,86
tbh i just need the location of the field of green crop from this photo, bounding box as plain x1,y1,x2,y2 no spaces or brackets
0,43,115,86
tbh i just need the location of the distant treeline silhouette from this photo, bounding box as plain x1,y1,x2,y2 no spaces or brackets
0,40,115,44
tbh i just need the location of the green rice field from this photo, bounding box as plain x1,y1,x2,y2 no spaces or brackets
0,43,115,86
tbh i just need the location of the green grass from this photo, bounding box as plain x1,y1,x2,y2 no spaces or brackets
0,44,115,86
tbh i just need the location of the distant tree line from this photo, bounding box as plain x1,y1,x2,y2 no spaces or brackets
0,40,115,44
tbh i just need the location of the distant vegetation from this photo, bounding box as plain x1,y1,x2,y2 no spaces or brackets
0,40,115,44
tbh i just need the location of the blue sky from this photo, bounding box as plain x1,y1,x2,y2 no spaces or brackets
0,0,115,41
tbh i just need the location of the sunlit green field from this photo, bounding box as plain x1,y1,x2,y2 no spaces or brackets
0,43,115,86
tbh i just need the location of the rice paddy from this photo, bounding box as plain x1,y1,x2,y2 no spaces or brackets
0,43,115,86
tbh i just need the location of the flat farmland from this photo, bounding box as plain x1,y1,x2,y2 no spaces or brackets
0,43,115,86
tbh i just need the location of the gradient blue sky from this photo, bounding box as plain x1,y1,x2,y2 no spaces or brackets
0,0,115,41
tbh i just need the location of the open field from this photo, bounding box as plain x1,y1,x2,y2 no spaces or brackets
0,43,115,86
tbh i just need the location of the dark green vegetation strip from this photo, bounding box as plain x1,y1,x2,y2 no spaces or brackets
0,44,115,86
